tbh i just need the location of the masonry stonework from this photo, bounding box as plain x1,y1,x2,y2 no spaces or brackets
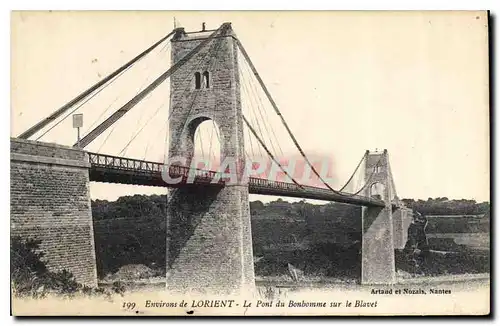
361,150,396,284
166,25,255,295
10,138,97,286
392,207,413,250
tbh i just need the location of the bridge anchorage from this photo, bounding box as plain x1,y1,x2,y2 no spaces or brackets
11,22,411,295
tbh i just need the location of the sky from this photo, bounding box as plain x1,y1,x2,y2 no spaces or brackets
10,11,490,203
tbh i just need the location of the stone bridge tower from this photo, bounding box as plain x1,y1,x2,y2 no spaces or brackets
165,24,255,295
361,150,412,284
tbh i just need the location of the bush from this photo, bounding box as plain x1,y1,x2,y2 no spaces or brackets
11,236,125,299
11,237,52,298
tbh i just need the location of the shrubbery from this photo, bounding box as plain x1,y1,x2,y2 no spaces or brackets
11,236,125,299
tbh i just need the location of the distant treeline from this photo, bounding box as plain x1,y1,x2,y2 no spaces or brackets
90,195,490,278
92,195,489,221
92,195,168,221
401,197,490,216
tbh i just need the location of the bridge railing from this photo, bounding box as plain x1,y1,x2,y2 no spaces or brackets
89,152,302,189
167,164,225,185
249,177,301,191
248,176,384,206
88,152,163,173
87,152,385,206
88,152,226,185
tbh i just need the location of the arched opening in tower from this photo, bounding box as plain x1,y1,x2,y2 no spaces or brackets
202,71,210,88
370,182,385,200
193,119,222,172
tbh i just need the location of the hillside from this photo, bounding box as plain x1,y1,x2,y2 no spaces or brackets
91,195,490,279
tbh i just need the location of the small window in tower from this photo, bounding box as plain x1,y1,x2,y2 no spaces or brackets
203,71,210,88
194,72,201,89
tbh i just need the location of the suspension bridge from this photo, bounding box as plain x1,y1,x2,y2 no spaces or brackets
11,22,412,294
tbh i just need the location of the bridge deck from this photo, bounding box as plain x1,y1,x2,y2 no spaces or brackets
88,152,385,207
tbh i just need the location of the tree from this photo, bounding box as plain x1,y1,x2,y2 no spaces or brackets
250,200,265,212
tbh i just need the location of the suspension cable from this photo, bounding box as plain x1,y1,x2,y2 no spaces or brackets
242,114,303,188
128,28,224,160
387,152,398,200
98,44,174,154
236,39,344,195
174,34,227,154
120,43,173,154
35,66,129,140
162,33,223,163
143,121,168,160
338,151,368,192
245,98,265,158
19,29,176,139
84,42,171,138
239,64,276,157
241,58,284,156
121,38,214,156
38,42,172,142
101,39,200,155
239,63,267,159
208,50,222,163
76,23,230,149
119,100,168,156
351,155,384,196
